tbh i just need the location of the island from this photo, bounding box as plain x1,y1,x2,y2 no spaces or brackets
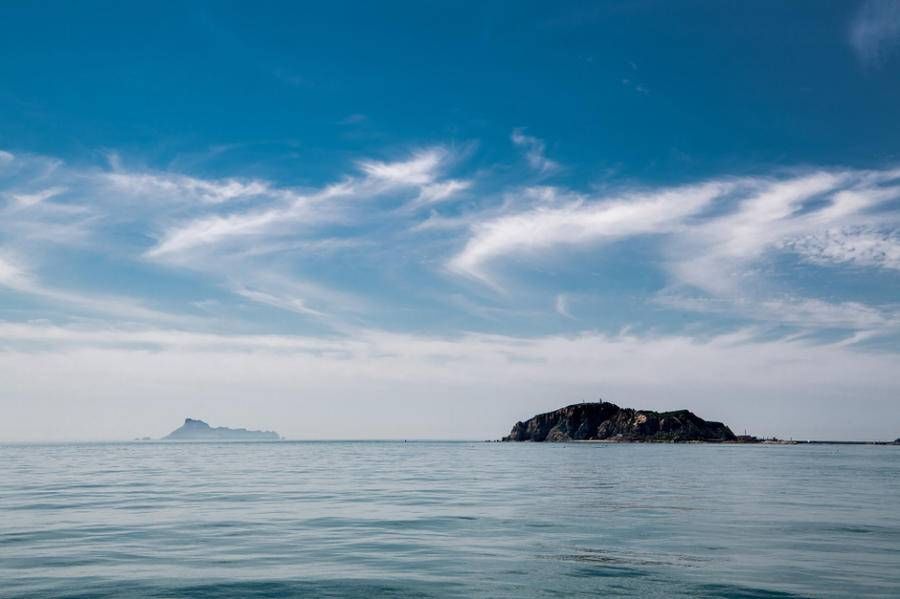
163,418,281,441
502,401,736,442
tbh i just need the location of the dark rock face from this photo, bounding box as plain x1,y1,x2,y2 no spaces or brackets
502,402,736,442
163,418,280,441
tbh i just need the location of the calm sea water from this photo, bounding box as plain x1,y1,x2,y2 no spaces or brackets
1,442,898,598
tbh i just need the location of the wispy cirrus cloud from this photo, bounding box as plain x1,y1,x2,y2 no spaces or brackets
449,166,900,334
511,128,559,174
3,143,900,342
104,171,270,205
0,254,29,288
665,172,847,297
143,183,348,260
665,170,900,301
554,293,574,319
358,148,448,185
410,179,471,208
147,147,457,261
784,227,900,271
138,148,466,319
0,146,466,327
655,292,899,333
449,181,731,283
0,254,189,324
2,142,900,442
231,286,325,318
849,0,900,68
7,185,67,208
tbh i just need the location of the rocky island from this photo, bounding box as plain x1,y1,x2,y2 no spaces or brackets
503,401,736,442
163,418,281,441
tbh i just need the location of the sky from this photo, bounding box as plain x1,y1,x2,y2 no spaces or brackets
1,1,900,441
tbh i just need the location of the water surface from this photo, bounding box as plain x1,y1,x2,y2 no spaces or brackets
2,442,898,597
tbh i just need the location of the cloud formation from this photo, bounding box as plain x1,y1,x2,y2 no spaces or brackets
1,143,900,441
147,148,456,261
849,0,900,67
358,148,448,185
1,321,898,441
785,227,900,271
449,167,900,336
0,254,187,324
449,181,730,282
511,128,559,173
1,145,898,359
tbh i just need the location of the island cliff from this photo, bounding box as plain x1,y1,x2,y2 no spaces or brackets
163,418,281,441
502,402,736,442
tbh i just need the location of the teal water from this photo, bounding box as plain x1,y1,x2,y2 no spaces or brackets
1,442,898,598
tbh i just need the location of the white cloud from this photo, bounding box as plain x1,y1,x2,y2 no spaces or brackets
758,297,897,330
410,210,477,232
145,181,354,260
104,171,270,204
554,293,574,319
147,148,455,261
451,167,900,332
849,0,900,67
663,171,900,331
3,145,900,344
358,148,447,185
667,173,846,296
449,181,729,282
657,291,899,332
8,186,67,207
1,321,898,441
231,286,325,317
785,227,900,271
0,254,187,324
0,147,467,334
0,254,29,288
226,271,368,319
2,145,900,441
0,150,14,165
666,171,900,301
147,209,286,259
511,128,559,173
411,179,471,207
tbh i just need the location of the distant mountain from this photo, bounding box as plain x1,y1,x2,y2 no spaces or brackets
163,418,281,441
503,402,736,442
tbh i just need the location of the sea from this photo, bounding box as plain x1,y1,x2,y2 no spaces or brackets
1,442,898,598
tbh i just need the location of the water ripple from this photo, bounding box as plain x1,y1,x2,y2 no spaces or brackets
2,442,898,597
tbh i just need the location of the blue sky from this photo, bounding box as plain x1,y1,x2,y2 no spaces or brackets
1,1,900,440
